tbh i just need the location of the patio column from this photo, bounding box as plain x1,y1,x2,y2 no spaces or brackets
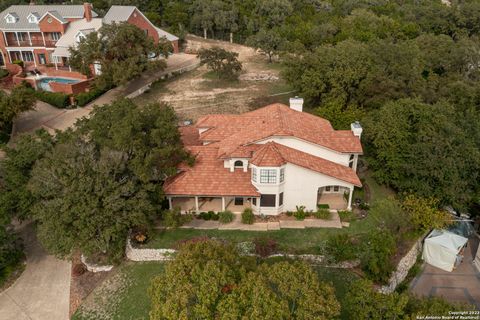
195,196,199,213
167,197,172,210
32,50,36,67
3,32,8,47
54,56,58,70
41,32,46,46
347,187,354,210
221,197,225,211
15,32,20,46
27,32,32,46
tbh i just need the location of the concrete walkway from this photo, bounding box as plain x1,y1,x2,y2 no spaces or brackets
0,222,71,320
410,238,480,309
12,53,199,138
180,211,343,231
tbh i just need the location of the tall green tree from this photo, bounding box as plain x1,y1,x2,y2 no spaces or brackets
247,28,285,63
197,47,242,79
149,240,340,319
0,83,36,141
0,129,53,220
29,100,191,260
364,99,480,208
29,139,155,261
69,22,171,90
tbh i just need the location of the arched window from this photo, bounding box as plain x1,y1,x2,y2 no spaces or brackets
234,160,243,168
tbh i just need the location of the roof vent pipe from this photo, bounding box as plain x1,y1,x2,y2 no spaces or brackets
289,96,303,112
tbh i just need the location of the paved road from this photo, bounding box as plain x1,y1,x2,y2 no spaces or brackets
410,238,480,309
13,53,199,138
0,222,71,320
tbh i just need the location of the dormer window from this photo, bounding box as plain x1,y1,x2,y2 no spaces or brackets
75,32,86,43
27,13,39,23
5,13,17,24
234,160,243,168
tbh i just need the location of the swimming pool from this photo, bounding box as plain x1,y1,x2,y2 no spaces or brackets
37,77,81,91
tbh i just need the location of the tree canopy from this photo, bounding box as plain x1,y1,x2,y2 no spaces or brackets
149,240,340,319
197,47,242,79
27,99,191,260
69,22,172,90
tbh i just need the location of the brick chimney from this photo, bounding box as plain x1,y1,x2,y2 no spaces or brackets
84,3,92,22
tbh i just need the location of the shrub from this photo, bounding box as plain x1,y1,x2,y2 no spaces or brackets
75,88,106,107
314,208,332,219
198,211,219,221
218,210,234,224
72,263,86,277
286,211,293,217
359,202,370,210
326,233,357,262
293,205,307,220
12,60,23,68
338,210,355,222
253,237,277,257
402,194,451,232
360,229,396,283
35,91,70,108
163,207,192,228
236,241,255,255
317,204,330,209
241,208,255,224
0,69,9,79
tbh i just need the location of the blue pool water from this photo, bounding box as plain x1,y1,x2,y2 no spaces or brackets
37,77,80,91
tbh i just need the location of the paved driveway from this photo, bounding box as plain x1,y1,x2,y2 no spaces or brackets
12,53,199,138
0,222,71,320
410,238,480,309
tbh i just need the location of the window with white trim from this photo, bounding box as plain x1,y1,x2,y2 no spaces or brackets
28,15,38,23
349,154,355,168
252,167,257,182
234,160,243,168
260,169,276,184
51,32,61,41
280,168,285,182
279,192,284,206
21,51,34,62
5,15,16,23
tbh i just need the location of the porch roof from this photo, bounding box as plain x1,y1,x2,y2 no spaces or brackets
164,146,260,197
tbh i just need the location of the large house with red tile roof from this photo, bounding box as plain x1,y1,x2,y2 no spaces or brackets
165,98,363,215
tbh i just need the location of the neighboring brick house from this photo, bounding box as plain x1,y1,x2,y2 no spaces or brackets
0,3,179,72
165,99,363,215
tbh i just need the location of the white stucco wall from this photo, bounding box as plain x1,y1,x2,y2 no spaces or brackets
257,136,353,166
282,163,353,212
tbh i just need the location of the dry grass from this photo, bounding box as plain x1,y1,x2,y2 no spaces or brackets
133,39,294,121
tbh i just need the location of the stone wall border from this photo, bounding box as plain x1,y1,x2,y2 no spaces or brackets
379,235,426,294
80,254,114,273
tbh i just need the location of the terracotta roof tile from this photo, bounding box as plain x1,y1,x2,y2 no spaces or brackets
179,126,201,146
270,142,362,187
164,146,259,197
250,143,286,167
197,104,362,156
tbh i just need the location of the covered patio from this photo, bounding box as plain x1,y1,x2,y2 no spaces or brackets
169,196,255,213
317,186,352,210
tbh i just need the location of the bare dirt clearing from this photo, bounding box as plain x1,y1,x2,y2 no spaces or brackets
134,36,294,121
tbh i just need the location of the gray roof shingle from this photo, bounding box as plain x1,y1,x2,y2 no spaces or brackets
102,6,136,24
0,5,98,31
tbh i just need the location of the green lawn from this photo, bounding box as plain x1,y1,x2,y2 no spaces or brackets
72,262,164,320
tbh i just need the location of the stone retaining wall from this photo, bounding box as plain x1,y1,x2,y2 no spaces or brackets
125,238,176,261
80,254,113,273
125,238,359,268
379,236,424,294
